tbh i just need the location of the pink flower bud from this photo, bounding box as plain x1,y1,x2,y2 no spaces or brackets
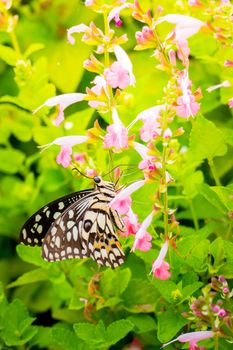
168,49,176,66
218,309,227,317
223,287,229,294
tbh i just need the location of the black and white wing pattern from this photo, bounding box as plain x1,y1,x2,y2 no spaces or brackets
42,194,125,268
20,189,92,246
20,176,126,269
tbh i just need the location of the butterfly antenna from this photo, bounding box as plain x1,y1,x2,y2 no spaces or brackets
102,164,138,178
72,165,93,179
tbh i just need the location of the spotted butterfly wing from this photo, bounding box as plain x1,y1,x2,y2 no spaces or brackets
20,189,92,246
42,181,126,268
20,176,126,268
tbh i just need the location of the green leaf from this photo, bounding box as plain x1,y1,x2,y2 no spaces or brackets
16,245,48,268
190,114,227,161
0,149,25,174
73,321,105,346
7,268,48,288
122,279,159,312
0,299,37,346
0,44,18,65
212,186,233,211
198,183,227,214
52,324,85,350
157,308,188,343
127,314,156,334
106,319,134,346
210,237,225,268
186,239,210,272
24,43,45,58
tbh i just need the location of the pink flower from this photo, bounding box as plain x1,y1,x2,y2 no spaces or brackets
162,331,214,349
39,135,88,167
176,38,190,66
224,60,233,67
86,168,97,177
133,142,157,171
134,232,152,252
74,153,86,163
120,209,140,237
110,179,145,212
188,0,202,6
67,24,89,45
104,108,129,150
135,26,156,49
105,62,131,89
156,14,206,40
34,93,86,126
88,75,109,109
132,212,154,252
218,309,227,317
228,98,233,108
151,240,171,280
111,195,132,215
56,145,72,168
108,3,133,27
206,80,231,92
114,45,135,86
176,94,200,118
129,105,165,142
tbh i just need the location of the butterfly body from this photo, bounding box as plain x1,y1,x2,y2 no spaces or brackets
20,177,126,268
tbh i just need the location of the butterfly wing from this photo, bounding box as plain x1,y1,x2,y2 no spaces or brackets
20,189,93,246
42,196,125,268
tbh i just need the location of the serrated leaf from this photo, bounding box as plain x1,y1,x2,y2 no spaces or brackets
52,324,85,350
157,309,188,343
127,315,156,334
190,114,227,161
0,299,37,346
106,319,134,346
210,237,225,268
73,321,105,345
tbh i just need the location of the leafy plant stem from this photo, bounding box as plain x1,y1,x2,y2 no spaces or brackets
103,9,114,111
208,158,221,186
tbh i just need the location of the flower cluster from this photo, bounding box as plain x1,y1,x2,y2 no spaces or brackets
183,277,233,337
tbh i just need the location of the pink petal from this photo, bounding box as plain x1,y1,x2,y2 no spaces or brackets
134,232,152,252
33,93,86,126
38,135,88,152
56,145,72,168
108,3,133,24
151,240,169,270
111,180,145,207
114,45,135,86
206,80,231,92
132,211,154,251
156,14,205,40
162,331,214,348
128,105,165,129
67,24,89,45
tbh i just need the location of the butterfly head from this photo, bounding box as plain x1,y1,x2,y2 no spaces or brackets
93,176,116,193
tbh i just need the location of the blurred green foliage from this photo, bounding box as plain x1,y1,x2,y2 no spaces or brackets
0,0,232,349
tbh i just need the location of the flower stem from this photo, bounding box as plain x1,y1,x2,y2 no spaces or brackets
9,30,21,56
214,334,219,350
162,144,169,237
103,10,110,67
208,158,221,186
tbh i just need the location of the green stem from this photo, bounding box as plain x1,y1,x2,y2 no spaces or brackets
162,142,169,237
9,30,21,56
214,334,219,350
103,10,110,67
189,199,199,231
208,158,221,186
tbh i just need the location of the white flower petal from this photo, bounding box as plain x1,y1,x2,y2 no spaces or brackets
206,80,231,93
33,93,86,114
133,142,150,159
114,45,135,86
108,3,132,23
128,105,165,129
67,24,89,45
39,135,88,151
132,211,154,251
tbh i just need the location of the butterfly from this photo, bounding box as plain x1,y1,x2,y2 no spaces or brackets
19,176,126,268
